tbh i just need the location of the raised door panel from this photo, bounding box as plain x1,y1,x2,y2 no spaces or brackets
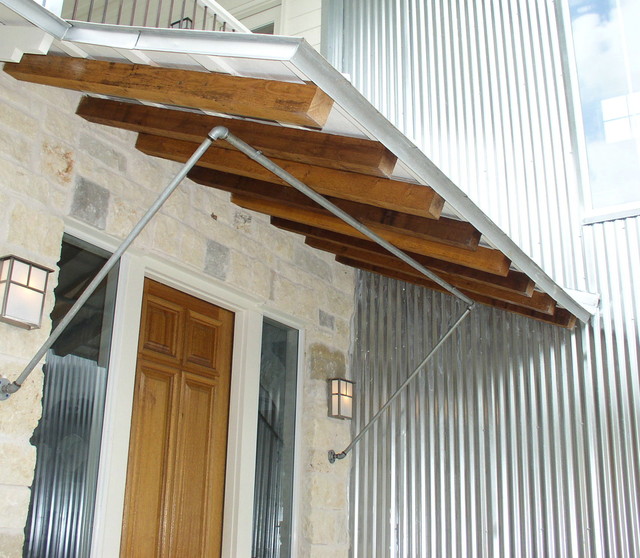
139,294,183,364
170,373,226,556
183,310,222,374
120,362,179,558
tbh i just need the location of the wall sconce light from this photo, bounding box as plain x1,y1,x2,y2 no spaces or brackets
328,378,354,420
0,255,53,330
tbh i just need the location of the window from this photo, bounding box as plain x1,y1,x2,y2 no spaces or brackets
23,236,119,558
222,0,281,34
602,92,640,143
252,318,299,558
568,0,640,220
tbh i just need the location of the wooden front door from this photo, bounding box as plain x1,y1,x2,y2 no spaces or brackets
120,279,234,557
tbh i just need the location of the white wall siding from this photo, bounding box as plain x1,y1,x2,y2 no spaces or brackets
327,0,586,290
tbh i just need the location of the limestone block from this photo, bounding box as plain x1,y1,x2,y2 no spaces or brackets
0,440,36,486
204,239,230,280
75,153,131,199
7,203,64,258
41,140,74,185
152,214,181,258
302,411,351,451
0,132,32,167
0,325,51,361
319,309,335,330
44,105,77,145
0,531,25,558
304,447,352,475
255,222,294,260
229,255,271,300
0,159,48,204
79,133,127,173
302,508,349,546
129,217,155,250
0,485,31,530
233,210,253,232
180,228,206,269
190,185,234,224
129,154,177,189
270,274,316,320
275,261,322,293
29,81,79,111
0,193,9,241
334,317,351,342
106,197,145,238
309,344,346,381
0,364,43,437
49,188,68,213
70,177,109,229
294,244,332,282
331,263,356,295
320,287,353,319
308,472,347,509
0,102,39,140
0,72,39,116
82,119,135,145
162,187,190,221
307,545,349,558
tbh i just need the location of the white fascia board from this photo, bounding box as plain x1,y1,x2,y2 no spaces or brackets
63,21,303,61
287,41,593,323
0,0,69,37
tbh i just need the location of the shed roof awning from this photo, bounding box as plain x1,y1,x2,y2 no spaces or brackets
0,5,595,327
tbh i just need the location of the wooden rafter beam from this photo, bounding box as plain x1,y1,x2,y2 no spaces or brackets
310,239,555,313
272,219,534,293
137,134,444,219
188,169,479,249
232,194,509,274
4,54,333,128
335,257,575,328
76,97,398,177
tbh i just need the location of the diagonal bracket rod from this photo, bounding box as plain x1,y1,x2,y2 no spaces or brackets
215,131,476,465
328,306,473,463
0,126,229,400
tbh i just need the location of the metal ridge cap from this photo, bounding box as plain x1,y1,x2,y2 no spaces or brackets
0,0,70,38
288,42,592,323
63,21,304,61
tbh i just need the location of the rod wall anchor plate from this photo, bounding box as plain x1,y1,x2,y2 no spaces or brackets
328,450,346,464
0,377,12,401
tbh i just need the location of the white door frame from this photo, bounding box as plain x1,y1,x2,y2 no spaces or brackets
63,220,302,558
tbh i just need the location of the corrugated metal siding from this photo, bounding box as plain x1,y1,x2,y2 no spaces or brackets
324,1,640,556
329,0,586,290
350,241,640,556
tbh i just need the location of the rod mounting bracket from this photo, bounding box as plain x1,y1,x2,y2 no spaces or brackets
328,450,346,464
0,377,18,401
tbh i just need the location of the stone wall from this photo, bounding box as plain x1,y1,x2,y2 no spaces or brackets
0,66,354,557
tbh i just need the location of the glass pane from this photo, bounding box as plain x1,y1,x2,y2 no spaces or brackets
252,319,298,558
569,0,640,209
24,235,119,558
4,283,42,325
11,259,30,285
28,266,48,291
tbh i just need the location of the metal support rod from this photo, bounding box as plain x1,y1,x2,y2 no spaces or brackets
222,132,475,307
217,132,478,464
328,305,473,464
0,126,229,399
